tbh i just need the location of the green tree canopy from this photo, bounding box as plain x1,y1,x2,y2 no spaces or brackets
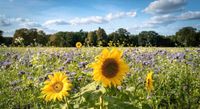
96,27,107,46
85,31,97,46
176,27,198,46
13,28,47,46
138,31,160,46
0,30,3,44
49,32,65,47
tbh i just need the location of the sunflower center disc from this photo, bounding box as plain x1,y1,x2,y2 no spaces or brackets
102,58,119,78
148,79,150,86
53,82,63,92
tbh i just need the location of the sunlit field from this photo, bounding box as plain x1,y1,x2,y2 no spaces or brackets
0,47,200,109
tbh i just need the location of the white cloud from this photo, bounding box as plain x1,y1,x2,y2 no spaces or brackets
127,11,137,17
21,22,42,28
144,0,186,14
14,18,31,22
105,11,136,21
179,11,200,20
44,10,136,26
0,19,11,26
129,11,200,32
129,14,177,30
0,15,55,36
69,16,107,25
44,19,69,26
0,16,33,27
0,15,12,26
146,14,177,26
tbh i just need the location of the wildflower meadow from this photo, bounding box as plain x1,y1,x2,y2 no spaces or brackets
0,47,200,109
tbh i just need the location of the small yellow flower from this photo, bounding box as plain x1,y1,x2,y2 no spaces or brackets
91,48,129,87
76,42,82,48
41,72,72,102
146,71,153,93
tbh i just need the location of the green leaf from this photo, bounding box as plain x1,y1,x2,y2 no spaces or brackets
142,103,152,109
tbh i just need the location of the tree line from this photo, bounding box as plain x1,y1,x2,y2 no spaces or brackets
0,27,200,47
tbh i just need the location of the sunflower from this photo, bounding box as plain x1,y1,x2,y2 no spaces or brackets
41,72,72,102
91,48,129,87
76,42,82,48
145,71,153,93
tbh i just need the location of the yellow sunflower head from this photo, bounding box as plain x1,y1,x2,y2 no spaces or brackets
41,71,72,102
91,48,129,88
76,42,82,48
145,71,153,93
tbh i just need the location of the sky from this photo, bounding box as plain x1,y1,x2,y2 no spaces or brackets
0,0,200,36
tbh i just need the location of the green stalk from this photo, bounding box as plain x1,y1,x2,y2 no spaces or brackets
99,95,104,109
63,98,70,109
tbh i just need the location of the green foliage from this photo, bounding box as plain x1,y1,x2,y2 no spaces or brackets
176,27,199,47
2,37,13,46
49,31,85,47
2,26,200,47
13,28,47,46
49,33,65,47
138,31,160,46
96,27,108,46
85,31,97,46
0,30,4,44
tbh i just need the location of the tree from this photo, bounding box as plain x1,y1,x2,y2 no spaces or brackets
0,30,3,37
76,29,87,45
3,37,13,46
116,28,130,46
65,32,76,47
13,28,47,46
176,27,198,46
129,35,138,46
0,30,3,44
49,32,65,47
36,30,48,46
157,35,175,47
108,28,130,46
197,31,200,46
108,32,119,46
138,31,159,46
96,27,107,46
86,31,97,46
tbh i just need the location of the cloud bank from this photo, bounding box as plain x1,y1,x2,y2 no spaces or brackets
44,10,136,26
144,0,186,14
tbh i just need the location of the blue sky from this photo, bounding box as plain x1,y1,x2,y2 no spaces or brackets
0,0,200,36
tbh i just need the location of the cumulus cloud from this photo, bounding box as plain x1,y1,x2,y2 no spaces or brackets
69,16,108,25
0,15,12,26
179,11,200,20
44,19,70,26
130,11,200,30
0,19,11,26
152,11,200,26
105,11,136,21
21,22,42,28
14,18,31,22
129,14,177,30
0,16,33,27
44,10,136,26
145,14,177,27
144,0,186,14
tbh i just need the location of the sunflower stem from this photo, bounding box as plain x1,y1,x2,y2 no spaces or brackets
99,95,104,109
65,98,70,109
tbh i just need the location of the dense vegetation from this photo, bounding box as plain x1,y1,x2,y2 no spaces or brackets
0,26,200,47
0,47,200,108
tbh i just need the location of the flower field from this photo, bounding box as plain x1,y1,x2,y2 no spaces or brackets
0,47,200,109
